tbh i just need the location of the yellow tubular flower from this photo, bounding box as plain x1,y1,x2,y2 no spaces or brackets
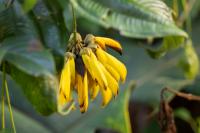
94,37,122,54
104,63,120,82
88,73,99,100
96,48,127,83
90,85,100,100
100,87,112,107
81,48,108,89
98,62,119,96
58,33,127,113
82,71,89,113
105,52,127,83
69,57,75,87
59,59,71,102
76,72,89,113
58,91,66,106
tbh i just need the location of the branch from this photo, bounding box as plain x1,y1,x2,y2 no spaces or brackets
162,87,200,101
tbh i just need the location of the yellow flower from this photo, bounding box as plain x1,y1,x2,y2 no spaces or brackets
58,33,127,113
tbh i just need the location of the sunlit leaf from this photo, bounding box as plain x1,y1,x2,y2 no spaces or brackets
0,2,58,115
147,36,185,58
10,66,57,115
22,0,38,12
30,0,67,56
3,38,55,76
71,0,187,38
178,40,199,79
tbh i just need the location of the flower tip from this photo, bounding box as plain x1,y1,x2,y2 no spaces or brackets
101,102,109,108
119,50,123,55
121,80,126,84
109,46,123,55
72,105,76,110
80,106,88,113
80,109,86,114
101,104,106,108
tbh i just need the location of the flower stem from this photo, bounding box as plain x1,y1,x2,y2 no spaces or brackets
1,63,6,129
71,3,77,42
5,80,16,133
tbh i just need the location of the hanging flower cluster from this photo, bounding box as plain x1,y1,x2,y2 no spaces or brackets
58,33,127,113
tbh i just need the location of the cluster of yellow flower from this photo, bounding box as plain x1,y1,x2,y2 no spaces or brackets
58,33,127,113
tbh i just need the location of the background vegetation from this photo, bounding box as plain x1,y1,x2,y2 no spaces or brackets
0,0,200,132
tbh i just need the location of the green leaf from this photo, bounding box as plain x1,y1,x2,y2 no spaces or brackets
147,36,185,58
0,3,58,115
178,40,199,79
174,108,198,133
29,0,68,56
0,7,16,41
1,35,57,116
196,117,200,133
22,0,38,12
0,2,56,76
174,108,192,122
1,35,56,77
71,0,188,38
9,66,57,115
0,48,7,64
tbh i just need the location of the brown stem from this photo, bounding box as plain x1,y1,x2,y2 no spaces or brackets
162,87,200,101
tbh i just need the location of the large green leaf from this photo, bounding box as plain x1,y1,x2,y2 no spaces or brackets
29,0,67,56
0,2,58,115
71,0,187,38
0,7,16,41
9,66,57,115
147,36,185,58
0,48,7,64
2,37,56,76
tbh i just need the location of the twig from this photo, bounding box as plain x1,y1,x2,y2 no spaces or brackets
159,87,177,133
158,87,200,133
163,87,200,101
